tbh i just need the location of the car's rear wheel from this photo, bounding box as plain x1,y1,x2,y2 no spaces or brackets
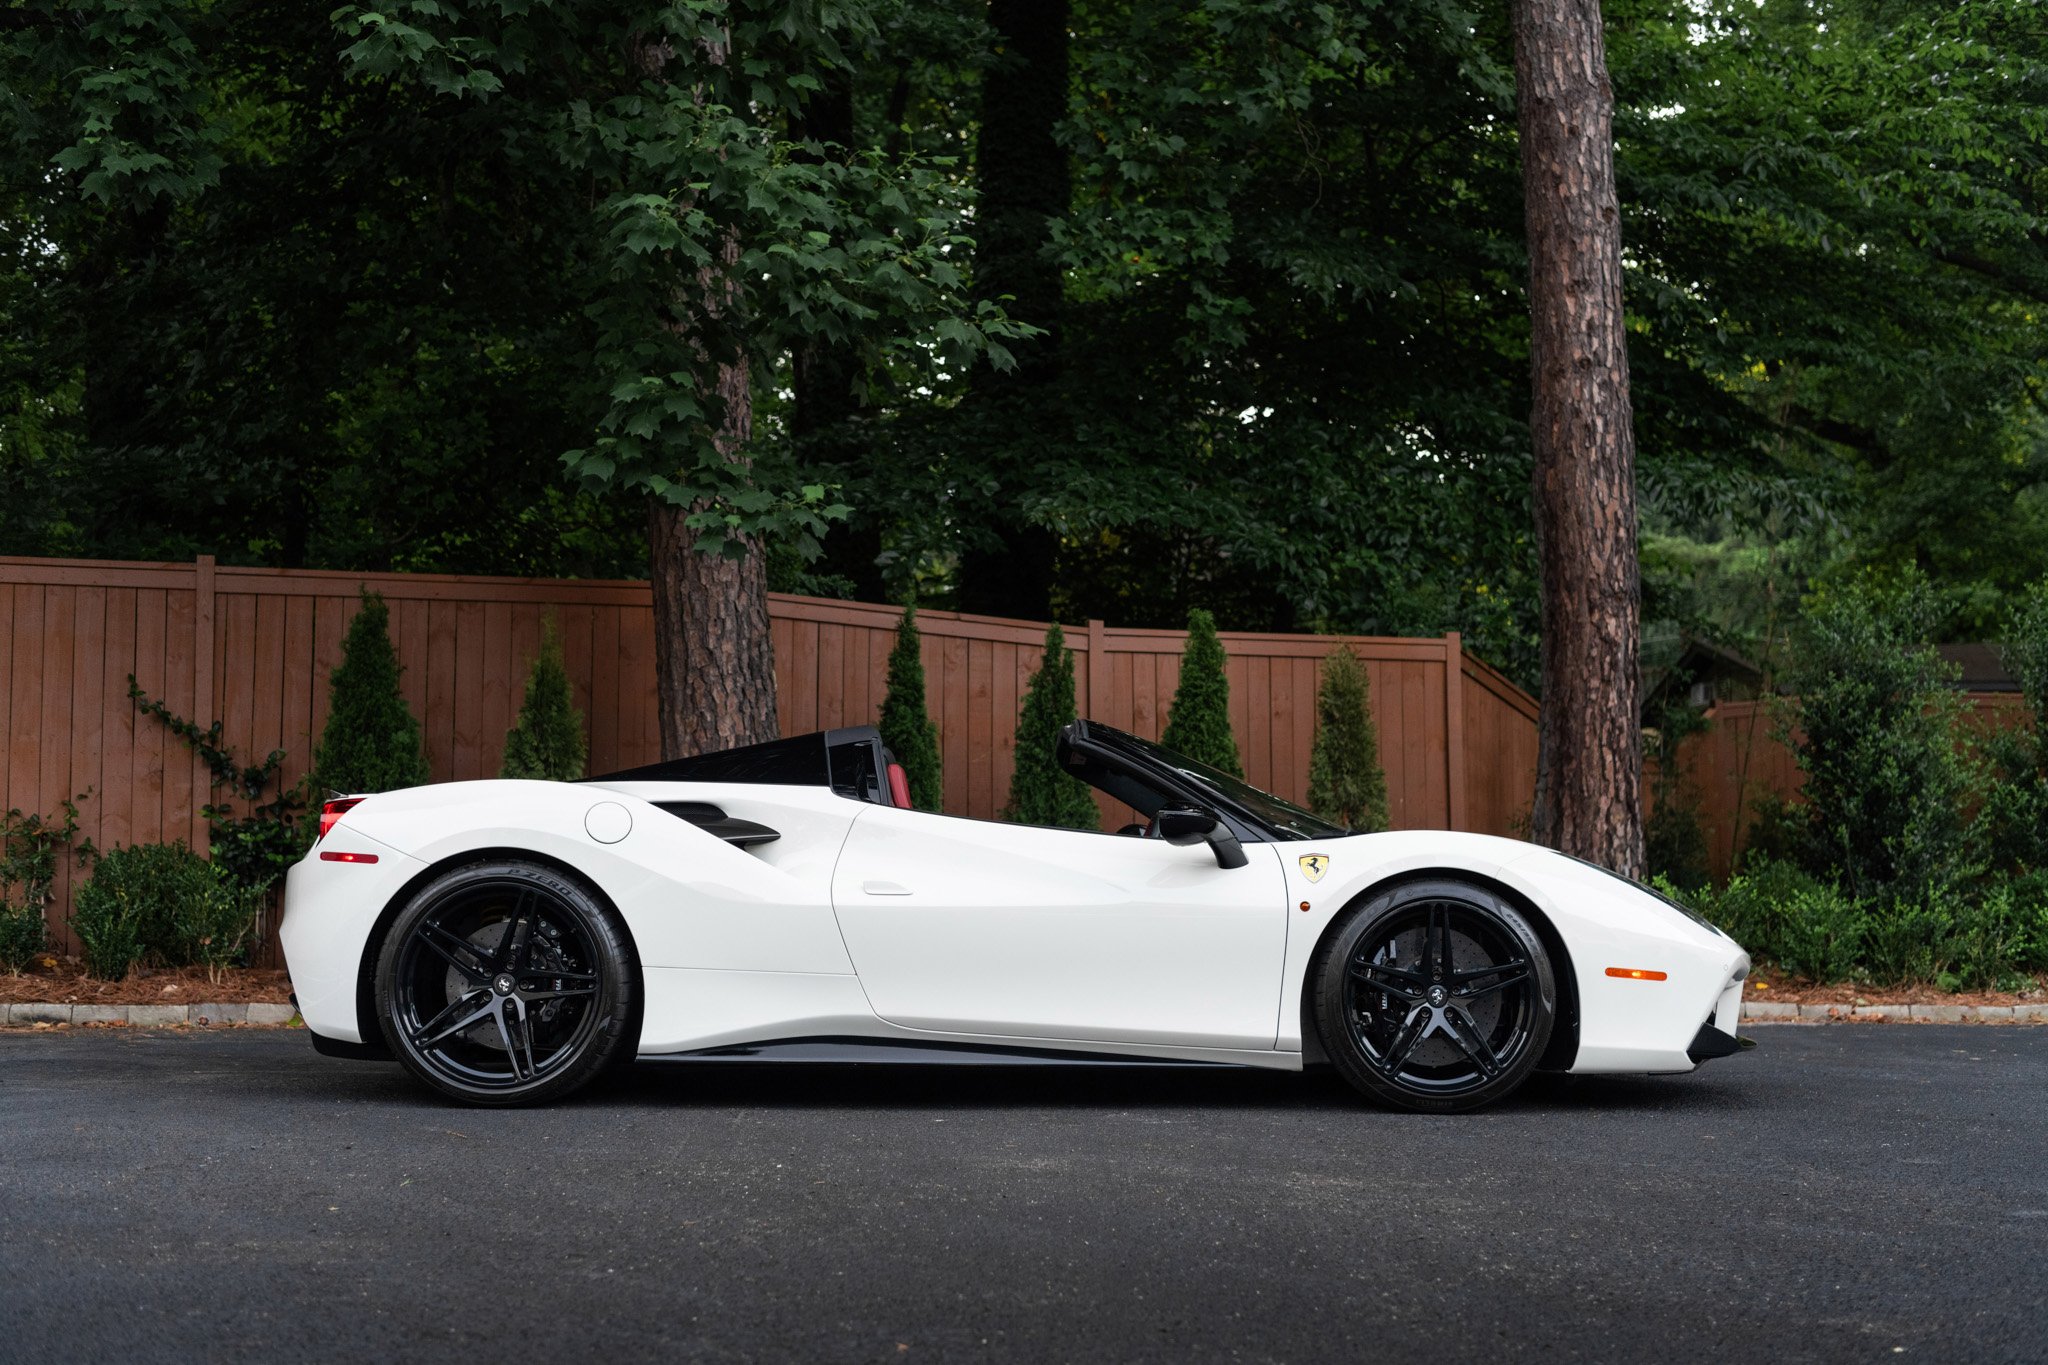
375,860,636,1106
1313,879,1555,1113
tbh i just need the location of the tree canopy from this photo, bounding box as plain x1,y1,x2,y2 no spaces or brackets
5,0,2045,691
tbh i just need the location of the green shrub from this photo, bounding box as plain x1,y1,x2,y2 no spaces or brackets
177,869,266,984
1644,696,1712,890
876,600,943,812
1778,570,1977,907
1862,896,1957,987
73,842,217,977
501,615,587,781
0,796,91,972
1699,857,1824,963
1307,648,1388,832
1004,623,1100,829
1775,883,1871,984
1981,580,2048,873
1161,608,1241,777
314,589,429,796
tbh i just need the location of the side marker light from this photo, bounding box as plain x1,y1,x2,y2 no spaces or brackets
1605,966,1667,981
319,851,379,864
1299,901,1311,913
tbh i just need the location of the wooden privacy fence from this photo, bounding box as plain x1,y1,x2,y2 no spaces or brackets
0,555,1541,946
1660,694,2031,880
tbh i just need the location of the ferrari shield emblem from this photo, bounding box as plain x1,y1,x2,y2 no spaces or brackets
1298,854,1329,884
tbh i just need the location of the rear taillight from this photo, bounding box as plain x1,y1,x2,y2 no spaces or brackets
318,797,365,843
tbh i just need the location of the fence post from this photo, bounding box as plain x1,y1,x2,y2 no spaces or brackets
1443,631,1467,831
1087,619,1107,721
191,554,215,855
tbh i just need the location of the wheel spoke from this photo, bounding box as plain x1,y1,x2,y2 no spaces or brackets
507,998,540,1079
412,990,495,1048
1376,1008,1430,1075
1351,962,1425,1002
417,921,494,983
492,1004,530,1080
519,982,597,1003
1440,1006,1500,1078
1428,904,1453,981
491,895,529,971
1455,964,1530,999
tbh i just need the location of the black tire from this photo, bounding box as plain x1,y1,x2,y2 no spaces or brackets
374,859,637,1106
1313,878,1555,1114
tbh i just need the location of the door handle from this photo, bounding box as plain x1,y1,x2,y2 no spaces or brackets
862,880,912,896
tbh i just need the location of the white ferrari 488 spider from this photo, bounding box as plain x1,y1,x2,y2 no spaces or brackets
280,721,1751,1111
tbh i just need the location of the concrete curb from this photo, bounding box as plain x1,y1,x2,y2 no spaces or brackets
3,1002,299,1027
1742,1000,2048,1023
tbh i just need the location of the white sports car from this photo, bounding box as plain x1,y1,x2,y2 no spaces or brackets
280,721,1752,1111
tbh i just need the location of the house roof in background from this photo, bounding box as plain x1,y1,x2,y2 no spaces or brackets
1937,643,2018,692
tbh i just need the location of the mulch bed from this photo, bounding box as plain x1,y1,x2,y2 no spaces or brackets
1,957,292,1005
1742,963,2047,1009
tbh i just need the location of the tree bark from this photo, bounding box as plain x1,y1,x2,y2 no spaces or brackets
1511,0,1646,876
648,342,778,758
639,24,779,759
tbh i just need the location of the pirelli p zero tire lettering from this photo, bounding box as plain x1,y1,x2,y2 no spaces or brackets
375,859,636,1107
1313,878,1556,1114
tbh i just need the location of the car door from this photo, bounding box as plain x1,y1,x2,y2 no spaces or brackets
830,804,1288,1049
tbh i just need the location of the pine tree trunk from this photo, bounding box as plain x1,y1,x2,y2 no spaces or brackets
640,24,779,759
648,344,777,759
1511,0,1646,876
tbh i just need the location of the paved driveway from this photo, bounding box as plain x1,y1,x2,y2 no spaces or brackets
1,1025,2043,1363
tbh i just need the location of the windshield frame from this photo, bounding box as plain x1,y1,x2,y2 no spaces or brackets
1065,721,1351,842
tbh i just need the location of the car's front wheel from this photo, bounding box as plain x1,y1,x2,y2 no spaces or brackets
1313,878,1555,1113
375,859,637,1106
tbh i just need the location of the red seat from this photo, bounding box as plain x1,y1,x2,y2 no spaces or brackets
886,762,912,809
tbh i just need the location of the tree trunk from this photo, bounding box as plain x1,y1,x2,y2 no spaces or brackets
648,343,778,758
1511,0,1645,876
641,24,779,759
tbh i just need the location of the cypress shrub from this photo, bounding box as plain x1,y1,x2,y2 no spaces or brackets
314,590,430,795
876,600,943,811
501,616,588,781
1162,608,1241,776
1306,648,1389,832
1003,623,1101,829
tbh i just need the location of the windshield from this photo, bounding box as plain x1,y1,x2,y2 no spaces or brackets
1097,726,1349,840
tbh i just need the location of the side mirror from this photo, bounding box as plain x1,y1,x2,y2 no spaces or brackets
1154,808,1250,870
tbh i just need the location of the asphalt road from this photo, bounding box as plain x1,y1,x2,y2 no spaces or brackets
2,1026,2044,1364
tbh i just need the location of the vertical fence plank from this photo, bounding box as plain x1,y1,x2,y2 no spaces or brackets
0,587,13,823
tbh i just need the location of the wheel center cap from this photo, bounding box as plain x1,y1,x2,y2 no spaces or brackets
493,974,516,996
1426,984,1448,1008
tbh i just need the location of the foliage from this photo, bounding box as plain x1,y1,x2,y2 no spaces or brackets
1981,580,2048,873
314,590,430,797
1161,609,1240,777
71,843,194,980
329,0,1027,565
70,842,259,981
131,679,310,892
1775,571,1978,907
1003,623,1099,829
876,600,942,812
0,796,93,972
177,866,267,984
1306,649,1387,833
501,617,587,782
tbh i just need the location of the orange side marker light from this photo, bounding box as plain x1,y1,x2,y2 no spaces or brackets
1605,966,1667,981
1299,901,1312,913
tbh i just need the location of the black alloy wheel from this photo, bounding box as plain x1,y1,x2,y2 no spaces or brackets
375,860,636,1106
1314,879,1555,1113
